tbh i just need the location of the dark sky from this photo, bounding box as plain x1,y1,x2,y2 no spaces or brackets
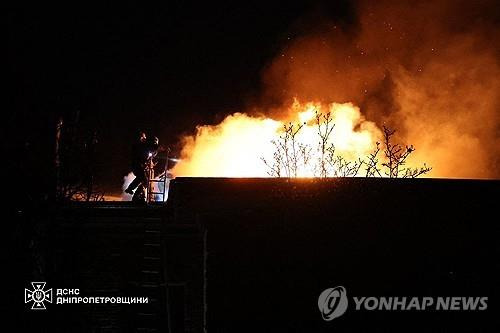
7,1,354,195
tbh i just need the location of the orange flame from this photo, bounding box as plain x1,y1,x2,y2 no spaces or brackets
172,100,383,177
172,0,500,179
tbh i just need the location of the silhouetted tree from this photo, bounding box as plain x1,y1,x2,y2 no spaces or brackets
55,113,105,201
261,121,308,177
364,142,383,177
262,115,431,179
380,125,432,178
316,110,335,178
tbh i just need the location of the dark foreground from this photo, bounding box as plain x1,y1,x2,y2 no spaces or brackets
12,178,500,332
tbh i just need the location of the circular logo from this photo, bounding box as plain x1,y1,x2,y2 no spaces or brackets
318,286,348,321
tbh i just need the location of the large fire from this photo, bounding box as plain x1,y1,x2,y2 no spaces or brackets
172,100,385,177
170,0,500,179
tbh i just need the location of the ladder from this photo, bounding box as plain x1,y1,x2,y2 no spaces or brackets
146,150,170,203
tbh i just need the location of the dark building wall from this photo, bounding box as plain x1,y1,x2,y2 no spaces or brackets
166,178,500,332
18,178,499,332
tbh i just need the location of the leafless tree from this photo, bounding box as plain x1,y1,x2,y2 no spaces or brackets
402,163,432,178
316,111,335,178
380,125,432,178
334,156,363,177
298,142,312,172
262,115,431,179
365,142,383,177
55,114,105,201
261,139,284,177
261,121,306,177
286,122,305,177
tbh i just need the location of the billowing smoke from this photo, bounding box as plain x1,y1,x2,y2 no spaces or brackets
173,0,500,179
121,172,135,200
261,0,500,178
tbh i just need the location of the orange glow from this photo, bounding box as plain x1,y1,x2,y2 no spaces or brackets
171,0,500,179
172,100,382,177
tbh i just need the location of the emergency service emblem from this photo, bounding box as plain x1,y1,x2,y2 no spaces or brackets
25,282,52,310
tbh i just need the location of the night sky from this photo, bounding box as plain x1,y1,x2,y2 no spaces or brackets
7,1,353,195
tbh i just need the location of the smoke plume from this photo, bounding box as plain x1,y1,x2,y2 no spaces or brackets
174,0,500,179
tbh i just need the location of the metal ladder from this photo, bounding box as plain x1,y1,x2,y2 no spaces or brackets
146,151,170,203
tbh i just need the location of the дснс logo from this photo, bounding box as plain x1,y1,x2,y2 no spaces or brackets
25,282,52,310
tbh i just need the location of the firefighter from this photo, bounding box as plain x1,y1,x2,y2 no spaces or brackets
124,131,149,195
